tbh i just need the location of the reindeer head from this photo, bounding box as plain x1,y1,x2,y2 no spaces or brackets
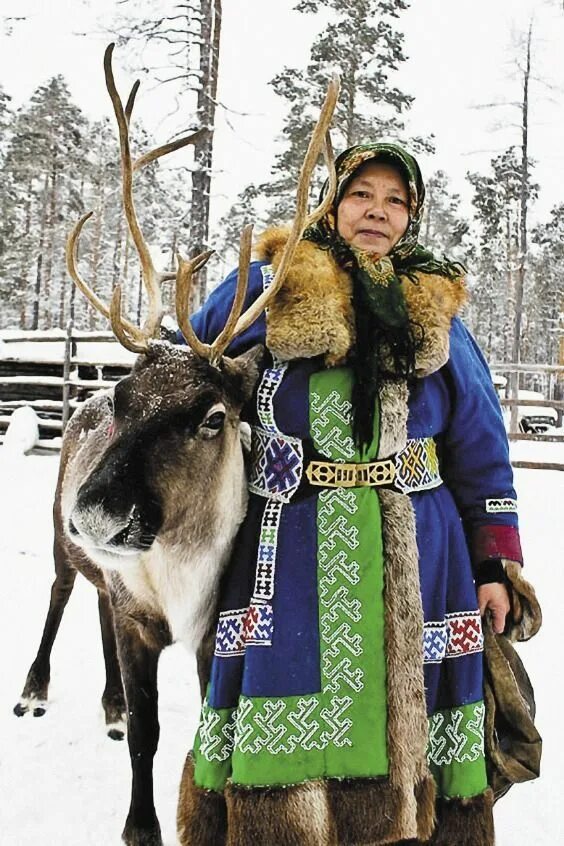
64,342,262,567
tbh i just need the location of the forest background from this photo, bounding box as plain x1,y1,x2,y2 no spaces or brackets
0,0,563,389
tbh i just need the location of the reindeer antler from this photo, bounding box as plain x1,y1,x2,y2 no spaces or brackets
176,226,253,366
66,43,211,354
230,77,339,339
68,45,339,362
175,76,340,361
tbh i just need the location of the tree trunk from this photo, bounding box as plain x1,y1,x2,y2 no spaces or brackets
19,179,34,328
32,173,50,330
44,147,59,327
509,22,532,433
189,0,222,307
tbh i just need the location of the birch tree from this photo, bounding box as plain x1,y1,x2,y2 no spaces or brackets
107,0,222,305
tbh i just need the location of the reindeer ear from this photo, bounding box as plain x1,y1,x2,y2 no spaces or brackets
223,344,264,401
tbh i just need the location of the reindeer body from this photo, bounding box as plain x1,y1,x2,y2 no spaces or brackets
17,341,261,846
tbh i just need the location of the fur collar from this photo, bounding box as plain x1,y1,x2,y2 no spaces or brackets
255,227,467,377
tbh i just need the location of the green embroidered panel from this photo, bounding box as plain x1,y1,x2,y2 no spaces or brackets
193,700,235,791
427,700,488,798
309,367,379,462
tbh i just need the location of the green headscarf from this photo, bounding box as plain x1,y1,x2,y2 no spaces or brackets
303,142,464,448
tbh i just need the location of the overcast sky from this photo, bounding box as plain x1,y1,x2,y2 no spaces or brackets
1,0,563,230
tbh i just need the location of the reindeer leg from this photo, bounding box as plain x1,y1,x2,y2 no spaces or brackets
14,549,77,718
116,620,163,846
97,589,127,740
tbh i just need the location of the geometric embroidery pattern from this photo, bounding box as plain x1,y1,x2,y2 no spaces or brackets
256,266,287,436
214,602,274,657
423,611,484,664
233,694,355,756
253,500,283,601
198,702,236,762
310,390,356,461
318,488,364,695
244,602,274,647
256,362,287,434
485,497,518,513
395,437,442,494
427,701,485,766
446,610,483,657
423,622,449,664
248,426,303,503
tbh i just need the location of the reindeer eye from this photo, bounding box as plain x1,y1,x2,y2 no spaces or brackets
199,404,226,438
205,412,225,429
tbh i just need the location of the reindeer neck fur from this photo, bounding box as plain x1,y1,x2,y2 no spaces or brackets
108,429,247,650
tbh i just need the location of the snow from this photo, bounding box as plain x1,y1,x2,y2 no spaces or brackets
0,449,562,845
0,331,136,366
1,406,39,455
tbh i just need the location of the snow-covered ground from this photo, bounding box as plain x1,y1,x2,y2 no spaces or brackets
0,443,562,845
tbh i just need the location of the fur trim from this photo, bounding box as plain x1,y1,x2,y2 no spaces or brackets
377,380,409,459
177,753,227,846
386,790,495,846
503,560,542,642
254,228,467,376
177,757,436,846
415,777,438,842
379,490,433,841
401,272,467,377
328,778,404,844
255,228,355,367
225,780,336,846
426,790,495,846
376,379,435,841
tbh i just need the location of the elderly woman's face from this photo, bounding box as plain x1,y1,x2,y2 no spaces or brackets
336,161,409,256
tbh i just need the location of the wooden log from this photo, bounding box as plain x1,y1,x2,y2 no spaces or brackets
0,376,120,389
0,415,62,432
500,398,564,409
0,399,80,411
0,331,116,343
490,363,564,374
511,461,564,471
508,433,564,442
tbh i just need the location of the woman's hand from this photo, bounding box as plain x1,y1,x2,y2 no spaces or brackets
477,582,511,634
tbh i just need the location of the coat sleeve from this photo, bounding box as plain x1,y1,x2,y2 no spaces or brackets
440,317,523,570
176,261,268,354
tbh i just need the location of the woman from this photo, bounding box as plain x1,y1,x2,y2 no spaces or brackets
176,143,533,846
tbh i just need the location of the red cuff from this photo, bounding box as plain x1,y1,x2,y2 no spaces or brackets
471,525,523,565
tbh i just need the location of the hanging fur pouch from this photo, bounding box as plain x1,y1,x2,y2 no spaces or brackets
482,619,542,802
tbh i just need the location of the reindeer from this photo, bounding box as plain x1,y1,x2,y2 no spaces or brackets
14,44,338,846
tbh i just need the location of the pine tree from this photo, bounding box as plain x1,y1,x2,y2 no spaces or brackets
1,76,87,329
420,170,469,263
0,73,190,331
0,85,13,270
219,0,427,254
528,205,564,375
466,147,538,362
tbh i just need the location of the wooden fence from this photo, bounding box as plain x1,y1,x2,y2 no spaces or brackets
0,323,133,451
1,330,563,470
490,362,564,471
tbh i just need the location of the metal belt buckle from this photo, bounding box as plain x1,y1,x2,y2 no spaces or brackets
305,459,396,488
